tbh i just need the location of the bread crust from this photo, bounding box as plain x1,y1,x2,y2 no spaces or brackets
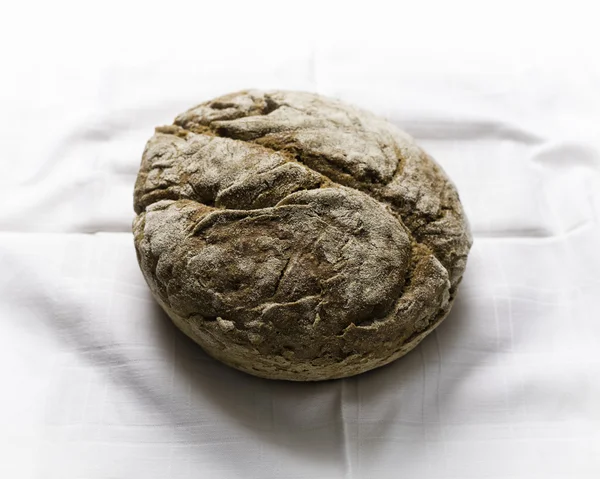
133,90,472,380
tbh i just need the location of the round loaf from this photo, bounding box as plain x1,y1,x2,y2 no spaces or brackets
133,90,472,381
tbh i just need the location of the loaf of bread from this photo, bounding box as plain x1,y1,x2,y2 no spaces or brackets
133,90,472,380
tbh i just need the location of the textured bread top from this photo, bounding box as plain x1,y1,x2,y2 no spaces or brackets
133,90,471,380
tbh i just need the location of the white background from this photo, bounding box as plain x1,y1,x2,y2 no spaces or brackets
1,1,599,477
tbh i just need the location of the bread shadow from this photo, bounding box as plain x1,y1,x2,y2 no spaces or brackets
147,303,350,471
137,290,476,474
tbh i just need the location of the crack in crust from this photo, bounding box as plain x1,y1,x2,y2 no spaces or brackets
133,90,472,381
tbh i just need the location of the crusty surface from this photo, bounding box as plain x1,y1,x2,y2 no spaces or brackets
133,90,472,381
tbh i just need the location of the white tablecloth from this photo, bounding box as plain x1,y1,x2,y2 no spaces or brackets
1,2,599,478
